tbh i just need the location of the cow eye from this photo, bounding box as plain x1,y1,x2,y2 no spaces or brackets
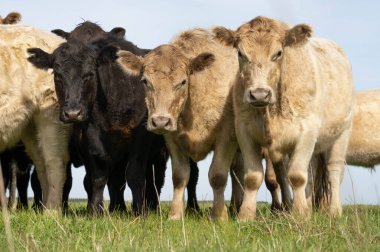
237,49,249,63
174,79,187,90
271,50,283,61
141,78,154,90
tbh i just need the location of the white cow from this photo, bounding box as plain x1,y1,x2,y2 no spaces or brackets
0,25,71,211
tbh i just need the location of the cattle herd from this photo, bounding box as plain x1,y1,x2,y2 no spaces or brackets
0,12,379,221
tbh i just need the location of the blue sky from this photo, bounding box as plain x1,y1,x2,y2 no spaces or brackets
1,0,379,204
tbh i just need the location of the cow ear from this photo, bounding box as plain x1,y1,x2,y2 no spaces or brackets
51,29,70,39
284,24,313,47
189,53,215,74
213,26,236,47
110,27,126,38
116,50,143,76
3,12,21,24
27,48,53,70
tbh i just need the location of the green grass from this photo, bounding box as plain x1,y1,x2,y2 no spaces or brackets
1,202,379,251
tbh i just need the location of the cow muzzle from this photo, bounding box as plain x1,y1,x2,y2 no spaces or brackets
61,107,85,123
149,114,175,133
245,87,272,107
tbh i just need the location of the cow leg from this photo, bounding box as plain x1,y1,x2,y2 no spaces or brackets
1,158,10,199
209,139,237,221
325,129,350,217
144,161,159,211
126,129,154,215
263,150,282,211
62,163,72,211
165,138,190,220
9,160,17,210
145,155,167,211
230,152,244,213
273,161,292,210
16,166,31,209
37,118,70,212
82,173,92,210
108,165,126,213
236,124,263,221
87,158,108,214
287,129,317,216
31,168,42,210
126,157,148,215
144,138,168,212
22,125,48,207
187,159,200,213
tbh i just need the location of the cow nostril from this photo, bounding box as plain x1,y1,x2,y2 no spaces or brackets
264,91,271,100
74,108,83,117
164,119,171,127
151,116,171,129
63,108,83,120
249,88,271,102
64,110,69,118
152,119,157,128
249,90,256,100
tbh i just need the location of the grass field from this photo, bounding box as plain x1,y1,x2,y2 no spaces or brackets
1,202,379,251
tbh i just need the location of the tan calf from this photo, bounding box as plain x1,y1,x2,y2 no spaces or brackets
215,16,354,220
0,25,71,211
117,29,240,220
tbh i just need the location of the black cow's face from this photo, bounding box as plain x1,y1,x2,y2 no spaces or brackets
28,41,98,123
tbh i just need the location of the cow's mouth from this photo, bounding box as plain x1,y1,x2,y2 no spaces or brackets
249,101,270,108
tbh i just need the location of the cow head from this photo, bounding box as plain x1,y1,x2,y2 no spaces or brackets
117,45,215,133
0,12,21,24
51,21,126,41
28,41,99,123
214,16,312,108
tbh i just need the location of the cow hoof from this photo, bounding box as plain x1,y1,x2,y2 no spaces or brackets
211,205,228,221
44,209,61,217
168,213,183,221
329,206,342,218
238,206,256,222
291,206,311,219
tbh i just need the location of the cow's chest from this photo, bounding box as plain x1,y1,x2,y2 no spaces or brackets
84,125,130,163
247,116,301,161
172,132,214,162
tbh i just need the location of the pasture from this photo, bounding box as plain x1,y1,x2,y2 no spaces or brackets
1,202,379,251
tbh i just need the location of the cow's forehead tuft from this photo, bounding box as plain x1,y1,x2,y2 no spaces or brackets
144,45,188,76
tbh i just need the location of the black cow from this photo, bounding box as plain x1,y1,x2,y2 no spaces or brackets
1,143,32,209
29,22,199,214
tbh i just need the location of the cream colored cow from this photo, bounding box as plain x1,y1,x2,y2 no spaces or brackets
0,25,71,211
215,16,354,220
346,89,380,167
117,28,241,220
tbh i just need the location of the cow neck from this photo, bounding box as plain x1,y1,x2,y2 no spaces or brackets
252,80,293,147
93,64,146,135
